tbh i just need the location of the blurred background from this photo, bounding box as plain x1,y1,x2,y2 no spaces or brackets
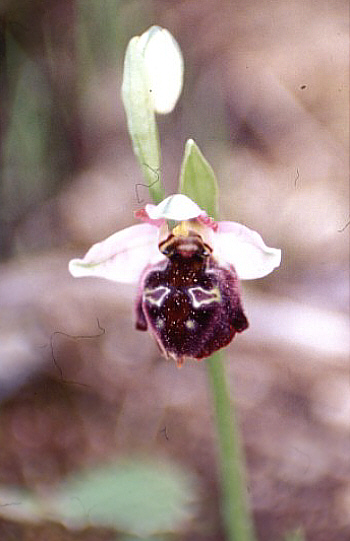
0,1,348,540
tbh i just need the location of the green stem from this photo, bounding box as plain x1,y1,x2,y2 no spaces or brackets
144,164,165,204
206,351,256,541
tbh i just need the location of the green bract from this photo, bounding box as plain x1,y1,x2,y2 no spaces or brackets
179,139,219,220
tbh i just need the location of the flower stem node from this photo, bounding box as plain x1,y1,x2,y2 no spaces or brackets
69,195,281,366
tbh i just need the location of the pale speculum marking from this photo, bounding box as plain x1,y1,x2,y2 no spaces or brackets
156,317,165,329
188,286,221,308
143,286,170,307
185,319,196,330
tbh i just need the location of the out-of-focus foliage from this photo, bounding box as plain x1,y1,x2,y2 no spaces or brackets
0,458,198,538
0,0,121,259
2,34,52,212
53,459,197,536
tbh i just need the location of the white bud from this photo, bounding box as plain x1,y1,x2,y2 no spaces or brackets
138,26,184,114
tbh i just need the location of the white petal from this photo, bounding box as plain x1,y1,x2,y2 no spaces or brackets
213,221,281,279
138,26,184,114
145,194,203,221
69,223,165,284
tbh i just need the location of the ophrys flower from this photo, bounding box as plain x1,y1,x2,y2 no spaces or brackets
69,194,281,366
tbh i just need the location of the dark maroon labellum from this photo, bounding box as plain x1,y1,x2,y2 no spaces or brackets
136,232,248,366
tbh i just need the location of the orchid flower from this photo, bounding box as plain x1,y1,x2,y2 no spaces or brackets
69,194,281,366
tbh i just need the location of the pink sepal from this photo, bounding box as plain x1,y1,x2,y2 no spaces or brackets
69,223,165,284
213,221,281,280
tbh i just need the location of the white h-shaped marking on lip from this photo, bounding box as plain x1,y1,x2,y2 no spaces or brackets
188,286,221,308
143,286,171,307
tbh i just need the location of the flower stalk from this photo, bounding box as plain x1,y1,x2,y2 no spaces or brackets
207,351,256,541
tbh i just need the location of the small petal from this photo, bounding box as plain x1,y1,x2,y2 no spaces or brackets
134,208,165,227
145,194,204,221
213,221,281,279
69,223,165,284
139,26,184,114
